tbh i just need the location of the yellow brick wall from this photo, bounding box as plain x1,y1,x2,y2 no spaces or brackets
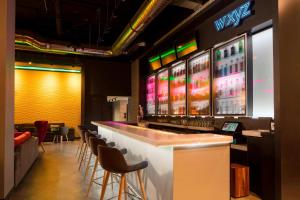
15,69,81,137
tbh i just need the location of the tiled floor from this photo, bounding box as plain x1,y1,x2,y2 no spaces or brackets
9,141,261,200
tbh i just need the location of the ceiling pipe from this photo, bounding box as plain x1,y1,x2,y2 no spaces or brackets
15,34,113,57
55,0,63,38
111,0,173,55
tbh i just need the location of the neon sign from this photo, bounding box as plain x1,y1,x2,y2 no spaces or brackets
214,1,253,32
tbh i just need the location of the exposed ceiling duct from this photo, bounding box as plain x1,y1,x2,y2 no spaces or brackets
16,0,173,57
15,34,113,57
111,0,172,55
15,0,213,57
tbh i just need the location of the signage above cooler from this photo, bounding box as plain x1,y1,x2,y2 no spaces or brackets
148,55,162,71
214,0,254,32
176,39,198,58
148,37,198,70
161,48,177,66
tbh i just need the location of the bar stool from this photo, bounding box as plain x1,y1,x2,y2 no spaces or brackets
77,128,87,162
98,145,148,200
79,131,97,172
86,137,120,197
76,125,87,159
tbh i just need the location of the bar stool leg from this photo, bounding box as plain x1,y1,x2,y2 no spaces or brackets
77,142,84,161
76,137,83,157
137,170,147,200
118,174,125,200
79,144,87,170
86,157,98,197
110,173,114,193
100,171,110,200
84,151,93,179
124,174,128,200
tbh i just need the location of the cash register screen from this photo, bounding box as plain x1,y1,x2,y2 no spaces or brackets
222,122,239,132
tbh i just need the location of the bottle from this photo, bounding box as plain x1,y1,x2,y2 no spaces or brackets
239,40,244,54
224,48,228,58
235,58,239,73
231,45,236,56
224,64,228,76
216,50,221,61
240,56,244,72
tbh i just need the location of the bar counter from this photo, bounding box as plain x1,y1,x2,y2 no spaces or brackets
92,121,233,200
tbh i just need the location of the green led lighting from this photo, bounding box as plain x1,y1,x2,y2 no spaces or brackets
177,41,197,53
15,66,81,73
161,49,176,59
149,55,160,63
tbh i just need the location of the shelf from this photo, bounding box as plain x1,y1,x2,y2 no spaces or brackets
148,121,214,131
230,144,248,151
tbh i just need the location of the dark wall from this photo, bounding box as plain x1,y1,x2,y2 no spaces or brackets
16,51,131,130
83,59,131,130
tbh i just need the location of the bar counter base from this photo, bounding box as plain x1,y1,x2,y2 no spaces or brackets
93,121,231,200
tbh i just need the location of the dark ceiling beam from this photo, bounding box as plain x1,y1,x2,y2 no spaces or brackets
55,0,63,38
171,0,203,11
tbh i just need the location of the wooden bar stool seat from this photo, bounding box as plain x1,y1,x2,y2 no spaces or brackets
230,163,250,198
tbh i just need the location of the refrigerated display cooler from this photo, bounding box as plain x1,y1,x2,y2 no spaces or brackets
187,51,211,115
170,61,186,115
146,75,156,115
157,69,169,115
213,35,247,115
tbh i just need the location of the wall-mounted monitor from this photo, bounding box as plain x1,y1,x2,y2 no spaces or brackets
187,50,210,115
212,35,247,115
146,75,156,115
176,39,198,58
157,69,169,115
170,61,186,115
161,49,177,66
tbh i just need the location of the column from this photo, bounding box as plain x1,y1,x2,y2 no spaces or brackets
0,0,15,198
128,59,139,122
275,0,300,199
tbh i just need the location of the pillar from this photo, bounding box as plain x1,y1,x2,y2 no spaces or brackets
0,0,15,198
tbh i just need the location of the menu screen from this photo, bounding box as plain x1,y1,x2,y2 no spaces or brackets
187,51,210,115
146,75,156,115
170,62,186,115
157,69,169,115
213,35,246,115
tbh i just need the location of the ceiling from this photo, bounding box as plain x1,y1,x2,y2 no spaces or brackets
16,0,208,58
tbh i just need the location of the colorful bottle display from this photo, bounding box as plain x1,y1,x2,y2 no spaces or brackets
146,75,156,115
187,52,210,115
213,36,246,115
170,62,186,115
157,70,169,115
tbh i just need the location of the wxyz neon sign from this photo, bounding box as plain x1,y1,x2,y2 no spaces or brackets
214,1,253,32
